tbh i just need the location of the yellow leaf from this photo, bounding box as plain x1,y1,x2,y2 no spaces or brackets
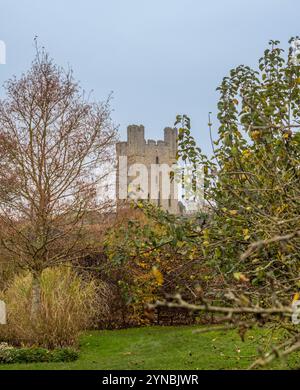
292,293,300,303
138,262,147,269
233,272,249,283
251,130,261,140
203,229,210,239
229,210,238,216
152,266,163,286
243,228,250,240
242,149,251,158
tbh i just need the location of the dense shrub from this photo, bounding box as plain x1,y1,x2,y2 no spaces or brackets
103,207,212,327
0,267,100,348
0,343,78,364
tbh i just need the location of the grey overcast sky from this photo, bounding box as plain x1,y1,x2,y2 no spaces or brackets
0,0,299,154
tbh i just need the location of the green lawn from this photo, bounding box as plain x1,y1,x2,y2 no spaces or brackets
0,325,298,370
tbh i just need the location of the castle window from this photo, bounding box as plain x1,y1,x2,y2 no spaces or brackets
158,191,161,207
156,156,159,164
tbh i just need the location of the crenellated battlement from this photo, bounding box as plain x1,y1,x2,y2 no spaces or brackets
118,124,177,158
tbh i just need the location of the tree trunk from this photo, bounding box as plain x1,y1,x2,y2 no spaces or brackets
31,272,41,319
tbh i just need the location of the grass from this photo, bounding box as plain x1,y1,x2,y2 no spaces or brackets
0,325,298,370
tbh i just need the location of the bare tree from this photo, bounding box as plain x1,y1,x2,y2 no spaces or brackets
0,48,117,315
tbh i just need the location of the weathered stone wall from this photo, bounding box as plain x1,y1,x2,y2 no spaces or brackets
116,125,179,214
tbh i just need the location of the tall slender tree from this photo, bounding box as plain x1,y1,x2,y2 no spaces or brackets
0,47,117,315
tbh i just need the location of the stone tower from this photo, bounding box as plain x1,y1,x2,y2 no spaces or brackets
116,125,180,214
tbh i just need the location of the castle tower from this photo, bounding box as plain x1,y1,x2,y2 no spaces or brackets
116,125,180,214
